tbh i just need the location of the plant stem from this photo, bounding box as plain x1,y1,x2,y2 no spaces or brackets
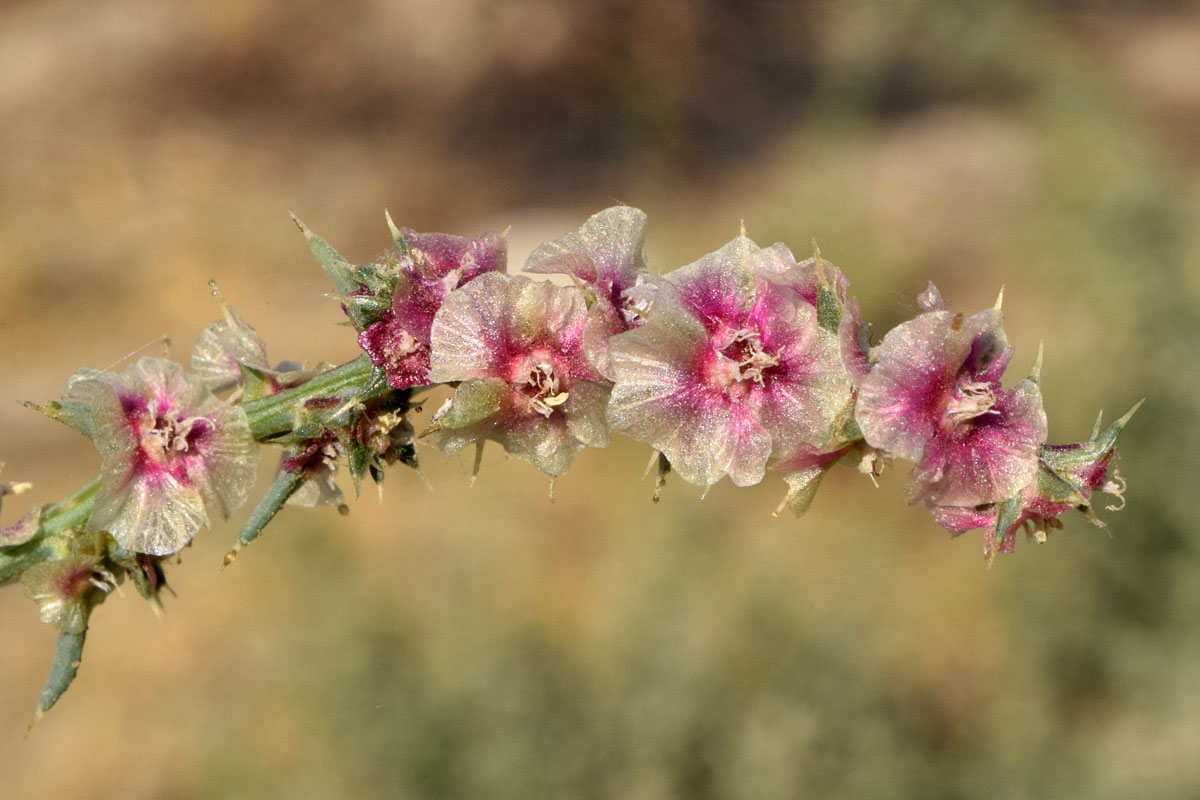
246,354,377,439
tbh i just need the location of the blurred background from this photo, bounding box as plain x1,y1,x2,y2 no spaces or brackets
2,0,1199,797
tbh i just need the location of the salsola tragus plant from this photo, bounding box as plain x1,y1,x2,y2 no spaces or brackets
0,206,1140,723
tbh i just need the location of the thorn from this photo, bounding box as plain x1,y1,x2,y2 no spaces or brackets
1116,398,1146,427
548,477,557,503
290,212,313,239
811,239,828,284
642,450,660,479
994,286,1005,312
1029,340,1044,383
739,219,747,238
26,709,44,738
384,209,403,244
1090,410,1104,439
468,441,484,487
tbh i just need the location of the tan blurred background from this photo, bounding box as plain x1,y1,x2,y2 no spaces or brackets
2,0,1199,797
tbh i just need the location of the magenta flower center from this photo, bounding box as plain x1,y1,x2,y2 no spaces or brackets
123,394,212,481
943,375,999,429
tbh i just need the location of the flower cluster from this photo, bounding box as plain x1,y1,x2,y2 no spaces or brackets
1,204,1138,719
316,205,1136,559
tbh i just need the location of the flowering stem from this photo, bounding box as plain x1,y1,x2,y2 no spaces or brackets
1,354,388,586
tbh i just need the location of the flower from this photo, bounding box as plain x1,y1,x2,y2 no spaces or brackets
929,400,1141,557
359,228,507,389
191,285,271,393
281,432,348,510
43,357,258,555
606,236,852,489
191,283,324,397
21,534,119,633
855,287,1047,508
524,206,651,376
754,244,872,385
426,272,615,477
524,205,649,324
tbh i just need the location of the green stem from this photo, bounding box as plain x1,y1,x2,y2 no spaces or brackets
40,476,102,535
245,354,377,439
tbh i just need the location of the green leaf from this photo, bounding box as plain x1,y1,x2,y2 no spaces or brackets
992,496,1023,554
225,468,305,565
37,628,87,719
816,285,842,332
291,214,360,297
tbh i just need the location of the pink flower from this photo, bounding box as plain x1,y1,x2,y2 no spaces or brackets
45,358,258,555
21,538,118,633
359,228,507,389
930,400,1141,557
606,236,852,489
524,205,649,325
855,288,1048,508
426,273,616,477
754,245,872,385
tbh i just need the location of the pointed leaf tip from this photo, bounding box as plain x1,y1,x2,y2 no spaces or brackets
289,212,312,239
384,209,405,251
1029,340,1044,383
1117,398,1146,427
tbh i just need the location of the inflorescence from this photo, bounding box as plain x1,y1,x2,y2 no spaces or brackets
0,206,1139,722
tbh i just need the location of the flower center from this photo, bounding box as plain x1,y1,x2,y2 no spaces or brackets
944,376,1000,427
520,361,569,418
717,328,778,386
142,400,208,463
620,294,652,325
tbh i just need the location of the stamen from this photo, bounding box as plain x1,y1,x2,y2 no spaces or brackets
523,362,569,418
718,328,779,386
944,377,1000,427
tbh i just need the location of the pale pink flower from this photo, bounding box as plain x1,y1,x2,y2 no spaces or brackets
606,236,852,489
524,205,649,323
46,358,258,555
427,273,615,477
